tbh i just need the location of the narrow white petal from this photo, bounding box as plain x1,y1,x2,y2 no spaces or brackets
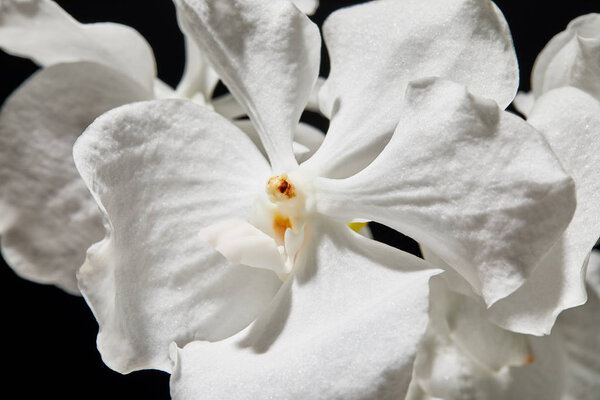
175,0,321,172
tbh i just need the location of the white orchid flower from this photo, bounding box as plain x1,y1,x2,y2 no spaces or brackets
71,1,575,398
513,13,600,116
407,250,600,400
0,0,321,293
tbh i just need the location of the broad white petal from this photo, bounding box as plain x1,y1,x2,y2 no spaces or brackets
315,78,575,305
73,100,281,373
171,222,440,400
305,0,518,177
0,61,149,293
0,0,156,90
558,250,600,400
489,88,600,334
532,14,600,101
292,0,318,15
175,0,321,172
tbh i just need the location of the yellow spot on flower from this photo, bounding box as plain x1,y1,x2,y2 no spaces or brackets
348,221,368,232
273,213,292,244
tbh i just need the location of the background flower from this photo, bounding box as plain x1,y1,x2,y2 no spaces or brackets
1,1,599,399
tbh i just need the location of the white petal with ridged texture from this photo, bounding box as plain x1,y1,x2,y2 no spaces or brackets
488,88,600,334
73,100,282,373
305,0,518,177
531,14,600,102
0,61,149,294
315,78,575,306
171,222,440,400
557,250,600,400
175,0,321,172
0,0,156,90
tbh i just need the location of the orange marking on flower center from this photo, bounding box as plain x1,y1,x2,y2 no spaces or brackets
273,214,292,244
524,355,535,365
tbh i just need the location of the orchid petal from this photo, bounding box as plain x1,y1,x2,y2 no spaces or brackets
531,14,600,101
171,222,439,400
174,0,321,172
305,0,518,177
73,100,282,373
559,250,600,400
315,78,575,305
0,61,149,294
489,87,600,334
0,0,156,91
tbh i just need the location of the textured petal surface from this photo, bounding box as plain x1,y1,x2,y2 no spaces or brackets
171,221,439,400
306,0,518,177
0,61,149,293
315,78,575,305
559,250,600,400
531,14,600,101
0,0,156,90
489,88,600,334
175,0,321,172
73,100,282,373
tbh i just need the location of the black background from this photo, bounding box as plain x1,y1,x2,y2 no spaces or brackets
1,1,599,399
